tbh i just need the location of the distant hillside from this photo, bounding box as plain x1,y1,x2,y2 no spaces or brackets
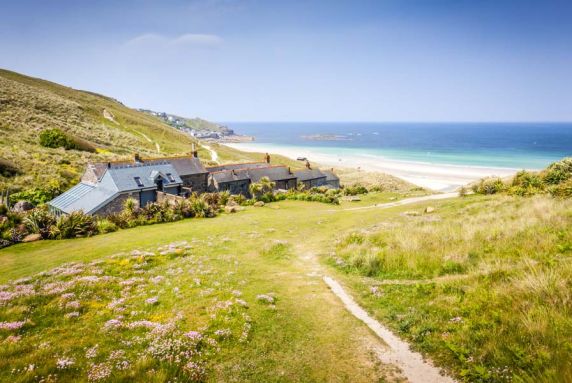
138,109,234,138
0,69,209,194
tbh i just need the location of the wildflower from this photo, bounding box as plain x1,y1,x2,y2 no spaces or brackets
235,299,248,308
65,311,80,319
0,321,26,330
88,363,112,382
184,361,206,381
145,297,159,305
214,328,232,339
231,290,242,297
107,298,126,310
65,300,81,310
449,316,463,323
60,292,76,300
185,331,203,342
56,357,75,369
103,319,123,331
256,294,275,304
150,275,165,284
85,345,99,359
127,320,159,330
370,286,383,297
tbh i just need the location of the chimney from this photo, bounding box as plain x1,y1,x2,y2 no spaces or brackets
288,167,292,174
306,160,311,170
107,162,111,168
134,153,142,164
191,143,198,158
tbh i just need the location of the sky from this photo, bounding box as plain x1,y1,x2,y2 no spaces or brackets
1,0,571,122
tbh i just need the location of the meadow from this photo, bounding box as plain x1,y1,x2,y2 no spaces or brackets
1,191,571,382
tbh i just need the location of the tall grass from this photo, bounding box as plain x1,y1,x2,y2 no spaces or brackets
333,195,572,381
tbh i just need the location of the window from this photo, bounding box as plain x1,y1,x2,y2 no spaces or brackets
166,173,176,182
134,177,144,187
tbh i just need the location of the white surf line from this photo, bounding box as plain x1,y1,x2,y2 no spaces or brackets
323,276,456,383
342,192,459,211
200,143,219,162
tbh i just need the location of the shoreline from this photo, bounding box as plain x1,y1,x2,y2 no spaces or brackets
224,142,524,191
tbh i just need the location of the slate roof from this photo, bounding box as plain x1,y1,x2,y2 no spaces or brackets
206,162,269,172
49,162,183,214
49,183,96,212
87,156,206,182
211,165,296,185
322,169,340,182
245,166,296,183
107,163,182,191
294,168,327,182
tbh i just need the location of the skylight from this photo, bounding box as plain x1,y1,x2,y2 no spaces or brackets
134,176,144,187
166,173,176,182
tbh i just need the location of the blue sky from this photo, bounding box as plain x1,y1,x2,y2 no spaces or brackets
1,0,571,122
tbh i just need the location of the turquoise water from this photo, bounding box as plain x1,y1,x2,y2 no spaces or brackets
226,122,572,169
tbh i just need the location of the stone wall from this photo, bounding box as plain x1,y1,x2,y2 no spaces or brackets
181,173,208,193
94,192,139,216
156,191,185,206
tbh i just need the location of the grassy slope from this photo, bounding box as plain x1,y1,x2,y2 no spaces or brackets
0,70,265,193
1,193,571,382
0,194,413,382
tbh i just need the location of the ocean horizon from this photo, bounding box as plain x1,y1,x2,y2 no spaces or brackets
224,122,572,191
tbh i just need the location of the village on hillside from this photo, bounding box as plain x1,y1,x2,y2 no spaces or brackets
48,150,340,216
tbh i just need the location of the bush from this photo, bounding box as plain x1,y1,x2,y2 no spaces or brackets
9,180,63,205
50,211,97,239
188,195,214,218
96,219,118,234
542,158,572,185
23,208,56,239
550,178,572,198
343,184,368,196
0,158,21,177
472,178,506,195
39,128,77,150
39,128,96,152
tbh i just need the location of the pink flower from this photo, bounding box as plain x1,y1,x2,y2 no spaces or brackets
0,321,26,330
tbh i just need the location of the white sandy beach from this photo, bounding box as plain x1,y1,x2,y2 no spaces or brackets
225,143,521,191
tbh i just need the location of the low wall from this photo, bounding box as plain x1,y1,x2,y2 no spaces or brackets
156,191,185,206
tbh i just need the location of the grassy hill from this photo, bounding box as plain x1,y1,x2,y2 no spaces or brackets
0,69,304,200
0,191,571,381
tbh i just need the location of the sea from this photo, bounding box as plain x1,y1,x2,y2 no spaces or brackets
226,122,572,169
224,122,572,190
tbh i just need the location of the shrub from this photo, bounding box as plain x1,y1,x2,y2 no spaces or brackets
249,177,275,199
343,184,368,196
229,194,247,206
39,129,77,150
0,204,7,215
23,208,56,239
542,157,572,185
472,178,506,195
96,219,118,234
50,211,97,239
219,191,231,206
0,158,20,177
458,186,469,197
189,195,213,218
9,180,63,205
550,178,572,198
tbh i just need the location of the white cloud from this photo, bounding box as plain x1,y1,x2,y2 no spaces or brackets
170,34,223,47
125,33,223,48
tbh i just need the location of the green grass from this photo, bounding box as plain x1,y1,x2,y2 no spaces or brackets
2,192,571,382
332,195,572,382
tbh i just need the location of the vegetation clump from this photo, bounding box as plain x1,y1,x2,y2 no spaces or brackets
472,157,572,199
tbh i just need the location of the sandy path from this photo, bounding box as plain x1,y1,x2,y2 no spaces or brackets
200,143,219,162
324,276,456,383
341,192,459,211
